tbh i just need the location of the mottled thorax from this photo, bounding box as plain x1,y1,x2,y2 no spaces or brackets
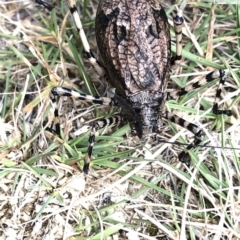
129,91,164,138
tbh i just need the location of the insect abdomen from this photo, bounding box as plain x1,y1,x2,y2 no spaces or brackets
96,0,171,97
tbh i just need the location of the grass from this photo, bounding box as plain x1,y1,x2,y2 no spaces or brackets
0,0,240,239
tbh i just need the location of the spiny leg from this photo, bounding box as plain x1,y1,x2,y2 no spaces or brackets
171,9,184,67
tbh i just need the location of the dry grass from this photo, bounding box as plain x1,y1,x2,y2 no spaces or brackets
0,0,240,239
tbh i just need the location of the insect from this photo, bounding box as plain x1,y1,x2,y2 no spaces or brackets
36,0,232,174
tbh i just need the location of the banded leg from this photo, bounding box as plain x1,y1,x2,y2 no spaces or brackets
163,112,203,166
211,70,232,116
49,87,117,135
168,69,232,116
166,69,232,164
49,87,121,173
35,0,106,77
84,116,122,174
66,0,106,77
171,9,184,66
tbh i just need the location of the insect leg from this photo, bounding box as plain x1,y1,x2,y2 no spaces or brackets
35,0,106,77
66,0,106,77
171,9,184,66
49,86,116,134
49,87,120,173
168,69,232,116
163,111,203,166
84,116,122,174
166,69,232,165
211,70,232,116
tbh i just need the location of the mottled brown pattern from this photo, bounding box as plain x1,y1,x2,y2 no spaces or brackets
96,0,171,98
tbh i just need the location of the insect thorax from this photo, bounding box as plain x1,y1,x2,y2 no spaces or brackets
128,91,164,138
